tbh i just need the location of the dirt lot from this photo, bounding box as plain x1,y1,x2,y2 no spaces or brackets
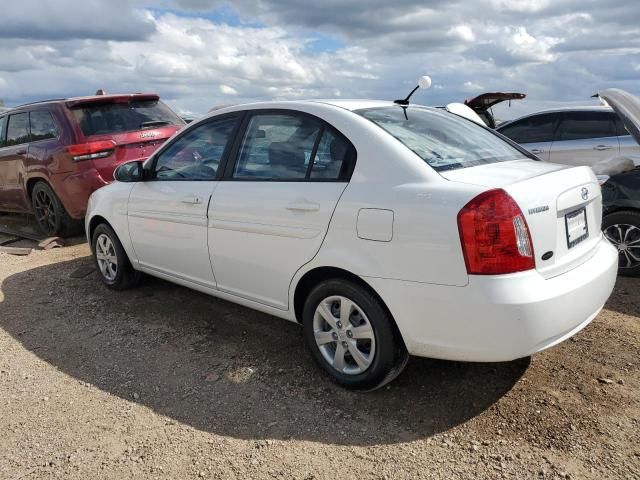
0,224,639,479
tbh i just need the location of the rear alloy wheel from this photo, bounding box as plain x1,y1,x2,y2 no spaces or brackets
31,181,79,237
303,279,408,390
603,210,640,277
92,223,142,290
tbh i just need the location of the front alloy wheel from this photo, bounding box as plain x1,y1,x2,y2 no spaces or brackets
95,233,118,282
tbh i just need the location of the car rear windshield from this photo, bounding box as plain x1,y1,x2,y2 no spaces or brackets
356,106,529,171
71,100,184,136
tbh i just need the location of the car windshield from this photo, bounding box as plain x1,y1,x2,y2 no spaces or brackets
72,100,184,136
356,106,529,171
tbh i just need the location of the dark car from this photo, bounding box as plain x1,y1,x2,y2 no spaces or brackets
0,93,185,236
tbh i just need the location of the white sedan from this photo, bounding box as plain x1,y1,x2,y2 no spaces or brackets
86,98,618,390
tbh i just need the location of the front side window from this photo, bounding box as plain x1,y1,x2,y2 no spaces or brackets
358,106,529,172
29,110,58,141
153,116,237,180
497,113,559,144
556,111,616,141
5,113,30,147
233,113,321,180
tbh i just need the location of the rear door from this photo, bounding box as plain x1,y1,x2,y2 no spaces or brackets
497,113,559,161
127,114,239,287
209,110,356,309
549,111,619,166
0,112,30,211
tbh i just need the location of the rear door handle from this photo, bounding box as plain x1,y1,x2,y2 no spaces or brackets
15,149,27,155
286,202,320,212
530,148,544,154
180,195,203,205
594,145,613,151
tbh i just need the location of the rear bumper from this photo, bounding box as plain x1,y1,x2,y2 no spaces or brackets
52,169,109,219
365,236,618,362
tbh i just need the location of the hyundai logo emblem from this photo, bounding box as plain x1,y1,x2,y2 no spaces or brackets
581,187,589,200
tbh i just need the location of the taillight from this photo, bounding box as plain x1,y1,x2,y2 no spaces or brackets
67,140,116,161
458,189,534,275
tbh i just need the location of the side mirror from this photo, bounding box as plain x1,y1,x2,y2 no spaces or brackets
114,161,145,182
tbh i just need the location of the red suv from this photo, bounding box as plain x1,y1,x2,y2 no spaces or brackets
0,93,185,236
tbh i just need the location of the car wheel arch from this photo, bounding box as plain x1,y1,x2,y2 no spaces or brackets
292,265,407,350
88,215,113,251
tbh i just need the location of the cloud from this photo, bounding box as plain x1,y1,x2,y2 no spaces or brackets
0,0,637,121
0,0,155,41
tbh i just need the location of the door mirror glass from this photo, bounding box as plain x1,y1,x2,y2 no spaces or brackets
114,161,144,182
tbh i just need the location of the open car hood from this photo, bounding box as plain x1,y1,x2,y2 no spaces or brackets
599,88,640,146
464,92,526,112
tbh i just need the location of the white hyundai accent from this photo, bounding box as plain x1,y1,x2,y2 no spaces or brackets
86,95,618,390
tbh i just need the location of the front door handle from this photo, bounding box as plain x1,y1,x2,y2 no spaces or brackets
594,145,613,151
286,202,320,212
15,149,27,155
180,195,203,205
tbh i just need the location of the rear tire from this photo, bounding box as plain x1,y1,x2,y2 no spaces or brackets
602,210,640,277
92,223,142,290
31,181,80,237
302,279,408,390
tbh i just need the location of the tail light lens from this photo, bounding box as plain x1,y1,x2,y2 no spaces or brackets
458,189,534,275
67,140,116,161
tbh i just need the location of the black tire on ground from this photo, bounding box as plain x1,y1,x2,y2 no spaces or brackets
30,181,81,237
302,278,409,391
91,223,142,290
602,210,640,277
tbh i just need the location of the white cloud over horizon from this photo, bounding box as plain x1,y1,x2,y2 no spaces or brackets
0,0,638,120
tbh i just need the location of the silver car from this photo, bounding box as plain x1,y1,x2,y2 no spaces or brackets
496,106,640,166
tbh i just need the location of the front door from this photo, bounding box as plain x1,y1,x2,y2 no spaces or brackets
127,115,239,288
209,111,355,309
0,112,30,211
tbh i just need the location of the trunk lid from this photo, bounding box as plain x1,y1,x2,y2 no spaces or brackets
442,159,602,278
464,92,526,112
598,88,640,146
85,126,180,180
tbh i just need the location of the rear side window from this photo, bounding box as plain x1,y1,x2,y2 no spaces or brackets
72,100,183,136
556,111,616,141
0,116,6,147
5,113,30,147
29,111,58,141
309,129,355,179
497,113,559,144
233,114,318,180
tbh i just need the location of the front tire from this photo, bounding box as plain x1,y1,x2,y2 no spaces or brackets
602,210,640,277
302,279,408,390
92,223,141,290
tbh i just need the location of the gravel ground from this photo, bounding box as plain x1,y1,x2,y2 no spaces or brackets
0,234,639,479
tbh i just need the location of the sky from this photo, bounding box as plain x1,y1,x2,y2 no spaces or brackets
0,0,638,120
